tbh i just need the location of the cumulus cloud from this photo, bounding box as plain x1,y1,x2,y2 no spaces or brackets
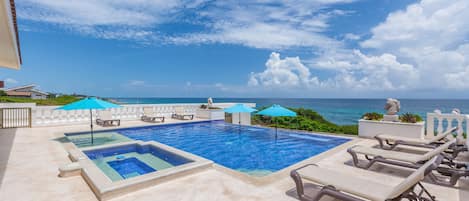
250,51,418,91
249,0,469,94
359,0,469,89
249,52,320,88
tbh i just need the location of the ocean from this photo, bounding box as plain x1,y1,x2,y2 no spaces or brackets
110,98,469,125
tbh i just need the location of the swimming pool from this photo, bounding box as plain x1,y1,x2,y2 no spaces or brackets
68,121,350,176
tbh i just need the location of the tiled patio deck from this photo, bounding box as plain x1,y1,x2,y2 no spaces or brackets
0,119,468,201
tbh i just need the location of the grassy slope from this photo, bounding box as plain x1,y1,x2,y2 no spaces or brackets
0,95,82,106
252,107,358,135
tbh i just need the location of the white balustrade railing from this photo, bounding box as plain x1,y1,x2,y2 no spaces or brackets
426,112,469,139
32,102,255,127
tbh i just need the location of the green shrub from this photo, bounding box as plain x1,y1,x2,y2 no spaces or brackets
399,113,423,123
0,90,6,96
0,95,82,105
361,112,383,121
253,107,358,135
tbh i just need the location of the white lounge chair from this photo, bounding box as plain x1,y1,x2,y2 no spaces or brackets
290,155,442,201
141,107,165,123
96,110,120,127
171,106,194,120
375,127,458,150
348,139,468,186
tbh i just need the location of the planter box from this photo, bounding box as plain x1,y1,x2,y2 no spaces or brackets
196,109,225,120
358,119,425,139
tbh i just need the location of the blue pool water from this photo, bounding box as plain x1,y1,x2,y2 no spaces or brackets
83,144,193,180
107,157,155,179
113,121,350,175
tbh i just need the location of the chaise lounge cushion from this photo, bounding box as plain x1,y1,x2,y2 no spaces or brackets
296,156,439,201
350,146,427,163
376,127,456,144
350,138,455,163
297,166,394,201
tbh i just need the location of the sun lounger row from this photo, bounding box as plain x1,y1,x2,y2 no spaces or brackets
291,127,467,201
95,107,196,127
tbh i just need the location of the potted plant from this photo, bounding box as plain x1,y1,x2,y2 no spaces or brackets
359,112,425,139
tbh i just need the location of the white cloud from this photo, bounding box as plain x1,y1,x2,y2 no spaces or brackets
17,0,187,26
16,0,205,41
168,1,354,49
359,0,469,89
344,33,360,40
250,51,418,91
4,78,18,84
249,52,320,88
248,0,469,94
17,0,356,48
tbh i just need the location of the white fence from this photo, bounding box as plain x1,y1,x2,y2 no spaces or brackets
31,102,255,127
426,113,469,139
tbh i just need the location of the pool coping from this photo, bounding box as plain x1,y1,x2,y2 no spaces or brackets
65,140,213,201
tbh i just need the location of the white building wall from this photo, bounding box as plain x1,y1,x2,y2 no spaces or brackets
231,112,252,125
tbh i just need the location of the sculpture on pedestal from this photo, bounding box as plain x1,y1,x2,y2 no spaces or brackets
384,98,400,122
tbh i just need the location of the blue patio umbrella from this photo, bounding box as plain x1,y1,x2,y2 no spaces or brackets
224,104,257,125
56,97,121,144
257,104,297,136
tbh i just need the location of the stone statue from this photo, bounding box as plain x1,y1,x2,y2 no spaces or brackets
384,98,400,115
452,108,461,115
383,98,400,122
207,97,213,108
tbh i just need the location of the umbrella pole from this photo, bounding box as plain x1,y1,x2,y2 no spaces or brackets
90,109,94,144
275,118,278,140
238,112,242,131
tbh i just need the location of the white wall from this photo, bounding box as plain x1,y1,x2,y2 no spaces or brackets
32,102,256,127
231,112,252,125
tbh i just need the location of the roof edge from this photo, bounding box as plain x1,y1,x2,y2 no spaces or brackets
9,0,21,64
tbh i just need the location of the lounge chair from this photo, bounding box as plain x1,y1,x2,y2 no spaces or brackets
348,139,468,186
375,127,458,150
171,106,194,120
141,107,165,123
96,110,120,127
290,155,442,201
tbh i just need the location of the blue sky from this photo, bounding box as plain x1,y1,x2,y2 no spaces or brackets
1,0,469,98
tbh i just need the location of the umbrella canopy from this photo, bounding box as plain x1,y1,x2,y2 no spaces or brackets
56,97,121,144
57,97,120,110
257,104,296,117
257,104,296,137
224,103,257,113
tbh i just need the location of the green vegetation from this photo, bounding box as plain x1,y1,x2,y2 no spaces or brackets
0,90,6,96
399,113,423,123
252,107,358,135
361,112,383,121
0,95,82,106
